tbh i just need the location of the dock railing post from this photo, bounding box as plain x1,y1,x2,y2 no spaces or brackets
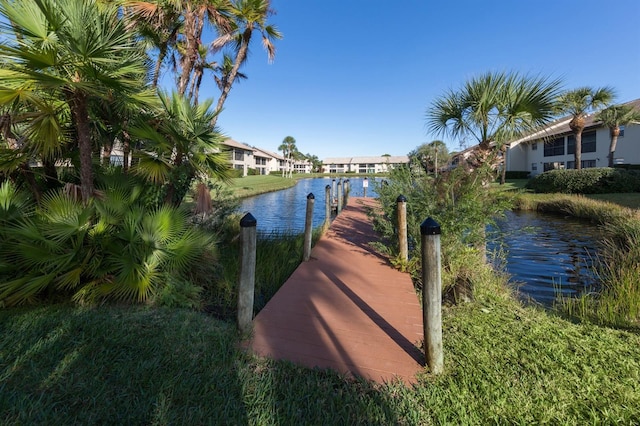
363,177,368,197
325,184,331,227
303,193,315,261
421,217,443,374
397,195,408,263
344,179,350,205
337,180,343,213
238,213,257,334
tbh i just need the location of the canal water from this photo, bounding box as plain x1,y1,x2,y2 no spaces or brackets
490,210,602,306
241,178,602,306
239,177,379,234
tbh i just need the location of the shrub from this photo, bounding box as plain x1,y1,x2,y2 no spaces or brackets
0,176,216,307
526,168,640,194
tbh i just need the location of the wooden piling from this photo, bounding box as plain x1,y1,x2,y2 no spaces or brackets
303,193,315,261
421,217,443,374
238,213,257,334
397,195,408,263
325,184,331,227
337,180,343,213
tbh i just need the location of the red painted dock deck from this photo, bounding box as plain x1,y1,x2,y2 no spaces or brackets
248,197,425,384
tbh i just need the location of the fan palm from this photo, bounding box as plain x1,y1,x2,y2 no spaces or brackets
594,103,640,167
556,87,615,169
130,91,230,205
427,71,562,176
278,136,296,178
0,174,216,306
0,0,151,202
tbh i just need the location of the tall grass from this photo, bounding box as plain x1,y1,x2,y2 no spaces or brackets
516,193,640,328
203,217,323,319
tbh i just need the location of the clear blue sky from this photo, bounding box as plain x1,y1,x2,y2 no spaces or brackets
199,0,640,160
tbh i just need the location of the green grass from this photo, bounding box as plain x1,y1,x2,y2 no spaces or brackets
224,175,297,198
586,193,640,209
1,292,639,424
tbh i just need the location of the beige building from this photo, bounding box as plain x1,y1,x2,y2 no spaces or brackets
323,156,409,174
506,98,640,176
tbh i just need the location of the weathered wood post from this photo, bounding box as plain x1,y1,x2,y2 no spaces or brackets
325,184,331,226
421,217,443,374
363,177,369,198
303,193,315,261
337,180,343,213
397,195,408,263
344,179,350,205
238,213,257,334
332,178,337,202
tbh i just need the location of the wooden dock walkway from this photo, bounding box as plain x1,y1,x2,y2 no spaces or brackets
248,197,425,384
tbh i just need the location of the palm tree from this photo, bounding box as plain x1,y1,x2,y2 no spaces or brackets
278,136,296,178
594,103,640,167
556,87,615,170
0,0,151,202
210,0,281,126
130,91,229,206
122,0,184,88
427,72,562,176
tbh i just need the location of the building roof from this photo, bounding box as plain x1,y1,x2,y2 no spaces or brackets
222,138,254,151
253,147,284,160
324,155,409,164
510,98,640,146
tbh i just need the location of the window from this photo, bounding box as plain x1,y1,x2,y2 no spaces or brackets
234,151,244,161
544,137,565,157
531,163,537,171
531,142,538,151
582,159,596,168
543,161,564,172
567,130,596,154
620,125,625,137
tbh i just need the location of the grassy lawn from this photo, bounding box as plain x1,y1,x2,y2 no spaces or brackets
224,175,297,198
1,297,639,424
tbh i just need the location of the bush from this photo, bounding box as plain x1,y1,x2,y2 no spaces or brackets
0,175,216,307
228,168,244,178
526,168,640,194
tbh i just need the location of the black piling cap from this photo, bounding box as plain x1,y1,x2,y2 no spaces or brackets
420,217,441,235
240,212,257,228
396,194,407,203
307,193,315,200
325,184,331,190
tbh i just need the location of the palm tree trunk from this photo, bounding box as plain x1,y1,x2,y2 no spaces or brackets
178,9,198,96
70,91,95,203
152,45,168,88
574,131,582,170
608,127,620,168
122,129,131,172
211,30,251,127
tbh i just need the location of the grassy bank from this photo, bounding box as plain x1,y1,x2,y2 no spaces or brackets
224,175,297,198
1,288,639,424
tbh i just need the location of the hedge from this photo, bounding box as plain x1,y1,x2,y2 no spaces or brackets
525,168,640,194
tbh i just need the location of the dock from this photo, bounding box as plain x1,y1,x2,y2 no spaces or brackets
248,197,425,384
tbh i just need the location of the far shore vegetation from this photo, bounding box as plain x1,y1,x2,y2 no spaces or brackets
1,1,639,423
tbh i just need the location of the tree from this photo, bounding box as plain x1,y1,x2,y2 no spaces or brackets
409,140,450,176
210,0,281,126
594,103,640,167
278,135,296,178
427,71,562,179
130,91,229,206
123,0,184,88
556,87,615,170
0,0,151,203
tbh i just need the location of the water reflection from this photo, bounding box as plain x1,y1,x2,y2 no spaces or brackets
490,210,602,306
240,177,380,233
